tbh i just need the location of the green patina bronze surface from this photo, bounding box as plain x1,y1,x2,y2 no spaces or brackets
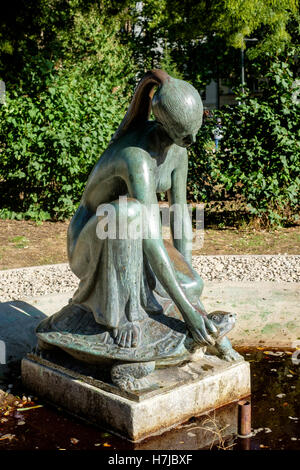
36,70,242,390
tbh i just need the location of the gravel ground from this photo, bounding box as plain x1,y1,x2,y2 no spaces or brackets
192,255,300,283
0,255,299,301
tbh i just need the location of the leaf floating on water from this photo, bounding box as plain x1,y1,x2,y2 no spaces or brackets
289,416,299,420
0,434,15,441
17,420,25,426
253,428,272,436
276,393,286,398
70,437,79,445
260,444,269,448
263,351,284,356
18,405,43,412
103,443,111,447
94,443,101,446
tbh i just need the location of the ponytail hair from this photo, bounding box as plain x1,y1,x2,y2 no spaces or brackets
110,69,170,143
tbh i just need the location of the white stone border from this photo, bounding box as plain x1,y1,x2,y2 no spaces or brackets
0,255,299,302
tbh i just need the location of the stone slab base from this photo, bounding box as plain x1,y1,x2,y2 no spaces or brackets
21,355,250,442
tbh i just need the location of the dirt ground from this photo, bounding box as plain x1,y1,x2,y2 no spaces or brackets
0,219,299,270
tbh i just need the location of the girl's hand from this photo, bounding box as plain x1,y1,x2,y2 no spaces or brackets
186,307,218,346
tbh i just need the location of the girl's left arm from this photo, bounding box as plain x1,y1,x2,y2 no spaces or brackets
168,149,193,265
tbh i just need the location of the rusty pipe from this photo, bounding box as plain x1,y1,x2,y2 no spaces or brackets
237,399,252,438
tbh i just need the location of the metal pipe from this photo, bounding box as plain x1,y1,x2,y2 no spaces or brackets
238,399,252,438
240,38,258,94
241,48,245,94
237,436,251,450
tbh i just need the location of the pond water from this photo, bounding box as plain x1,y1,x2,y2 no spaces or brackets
0,349,299,451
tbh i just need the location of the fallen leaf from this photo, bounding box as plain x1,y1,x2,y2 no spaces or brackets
252,428,272,436
263,351,284,356
18,405,43,412
103,443,111,447
70,437,79,445
0,434,15,441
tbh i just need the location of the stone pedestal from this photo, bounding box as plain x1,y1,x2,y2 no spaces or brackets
22,354,250,442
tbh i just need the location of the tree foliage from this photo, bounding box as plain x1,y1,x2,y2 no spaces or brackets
128,0,298,66
188,53,300,226
0,4,134,220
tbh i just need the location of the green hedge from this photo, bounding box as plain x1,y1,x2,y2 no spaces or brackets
188,56,300,226
0,11,134,220
0,78,130,220
0,51,299,226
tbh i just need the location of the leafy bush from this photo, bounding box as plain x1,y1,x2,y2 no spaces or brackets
187,113,222,203
0,10,134,220
188,55,300,226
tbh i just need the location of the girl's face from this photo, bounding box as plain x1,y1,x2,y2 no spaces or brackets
163,121,201,148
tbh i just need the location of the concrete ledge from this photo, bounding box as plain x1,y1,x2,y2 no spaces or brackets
202,282,300,348
21,355,250,442
1,281,298,369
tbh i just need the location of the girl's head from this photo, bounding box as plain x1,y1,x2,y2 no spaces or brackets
152,77,203,147
111,70,203,147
